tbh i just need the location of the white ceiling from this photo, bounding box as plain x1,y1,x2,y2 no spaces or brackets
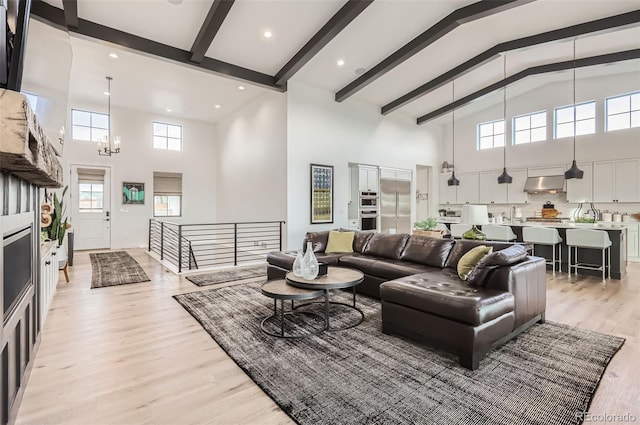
27,0,640,125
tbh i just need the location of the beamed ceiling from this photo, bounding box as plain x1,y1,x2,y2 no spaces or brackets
30,0,640,125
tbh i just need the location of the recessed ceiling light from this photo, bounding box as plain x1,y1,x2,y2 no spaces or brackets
264,31,272,39
108,53,118,59
165,108,172,112
214,104,221,109
103,91,110,96
238,85,245,90
337,59,345,67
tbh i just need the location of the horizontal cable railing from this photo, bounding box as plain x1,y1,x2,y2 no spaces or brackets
149,219,284,272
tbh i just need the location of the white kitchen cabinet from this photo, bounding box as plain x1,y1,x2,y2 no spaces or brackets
626,224,639,261
615,159,639,202
358,166,379,192
40,242,60,327
457,173,480,204
507,168,529,204
479,171,507,204
527,165,566,177
439,173,458,205
565,162,593,203
593,159,640,203
593,161,615,203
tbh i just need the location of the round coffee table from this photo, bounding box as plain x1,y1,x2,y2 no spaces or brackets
286,267,365,331
260,280,327,339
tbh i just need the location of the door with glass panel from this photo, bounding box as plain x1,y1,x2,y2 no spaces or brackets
71,165,111,250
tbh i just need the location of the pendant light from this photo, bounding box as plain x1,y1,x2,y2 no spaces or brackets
447,79,460,186
98,76,122,157
564,38,583,180
497,53,512,184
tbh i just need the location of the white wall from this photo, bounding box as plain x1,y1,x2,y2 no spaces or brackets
62,102,217,249
441,71,640,173
215,92,287,224
286,81,441,249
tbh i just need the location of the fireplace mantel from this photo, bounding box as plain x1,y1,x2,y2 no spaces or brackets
0,89,63,187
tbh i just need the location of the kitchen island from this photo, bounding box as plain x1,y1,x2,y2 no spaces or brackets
440,221,629,279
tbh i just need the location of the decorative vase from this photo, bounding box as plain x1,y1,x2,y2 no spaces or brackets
301,242,319,280
292,249,303,277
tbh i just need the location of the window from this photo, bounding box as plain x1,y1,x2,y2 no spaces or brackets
77,168,106,212
72,109,109,142
78,183,104,212
554,101,595,139
606,91,640,132
153,122,182,151
477,119,505,150
153,172,182,216
513,111,546,144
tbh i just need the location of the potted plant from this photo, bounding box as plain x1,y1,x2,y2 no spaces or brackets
44,186,71,266
413,218,444,238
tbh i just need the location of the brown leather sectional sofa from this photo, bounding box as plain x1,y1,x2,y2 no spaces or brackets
267,230,547,370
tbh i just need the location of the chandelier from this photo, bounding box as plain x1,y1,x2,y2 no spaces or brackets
98,76,121,156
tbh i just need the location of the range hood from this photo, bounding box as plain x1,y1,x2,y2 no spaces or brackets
523,175,566,194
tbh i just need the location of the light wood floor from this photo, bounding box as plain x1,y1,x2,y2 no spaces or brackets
12,249,640,425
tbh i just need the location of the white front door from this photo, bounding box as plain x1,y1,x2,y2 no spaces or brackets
71,165,111,250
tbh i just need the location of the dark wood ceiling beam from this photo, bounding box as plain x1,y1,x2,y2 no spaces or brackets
190,0,235,64
30,1,283,91
382,10,640,115
62,0,78,29
274,0,373,87
334,0,534,102
416,49,640,125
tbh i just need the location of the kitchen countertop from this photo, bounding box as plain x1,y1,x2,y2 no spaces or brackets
491,221,636,230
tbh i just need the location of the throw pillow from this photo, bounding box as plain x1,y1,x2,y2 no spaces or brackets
467,245,528,287
457,245,493,281
325,230,355,254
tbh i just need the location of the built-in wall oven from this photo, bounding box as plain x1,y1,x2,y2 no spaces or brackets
360,191,378,208
360,210,378,231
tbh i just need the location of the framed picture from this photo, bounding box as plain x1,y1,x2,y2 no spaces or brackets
122,182,145,205
310,164,333,224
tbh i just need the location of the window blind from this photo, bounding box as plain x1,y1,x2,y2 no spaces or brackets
153,172,182,196
77,168,105,183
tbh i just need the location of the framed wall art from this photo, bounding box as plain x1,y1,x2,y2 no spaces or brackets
122,182,145,205
310,164,333,224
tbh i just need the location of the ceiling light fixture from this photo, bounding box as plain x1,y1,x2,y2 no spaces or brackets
103,91,110,96
497,53,512,184
214,104,221,109
97,76,121,157
165,108,172,112
448,79,460,187
264,31,272,38
564,38,584,180
108,53,118,59
238,85,245,90
336,59,345,67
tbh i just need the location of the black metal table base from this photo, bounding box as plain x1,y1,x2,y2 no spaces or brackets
294,288,364,331
260,298,327,339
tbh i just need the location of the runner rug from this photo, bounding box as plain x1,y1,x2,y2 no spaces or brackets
90,251,150,288
174,282,624,425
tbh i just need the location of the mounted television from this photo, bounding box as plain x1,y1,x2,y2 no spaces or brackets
1,0,28,90
3,224,33,322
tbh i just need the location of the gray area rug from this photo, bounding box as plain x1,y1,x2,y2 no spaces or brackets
174,283,624,425
185,264,266,287
90,251,150,289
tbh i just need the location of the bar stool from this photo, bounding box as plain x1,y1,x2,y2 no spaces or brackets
482,224,517,242
522,227,562,274
565,229,611,285
450,224,472,239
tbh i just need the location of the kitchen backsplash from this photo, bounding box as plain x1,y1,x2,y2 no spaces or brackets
485,192,640,221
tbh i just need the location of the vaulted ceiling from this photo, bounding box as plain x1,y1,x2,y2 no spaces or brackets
30,0,640,125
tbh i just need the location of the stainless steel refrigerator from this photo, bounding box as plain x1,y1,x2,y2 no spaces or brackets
380,176,411,234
